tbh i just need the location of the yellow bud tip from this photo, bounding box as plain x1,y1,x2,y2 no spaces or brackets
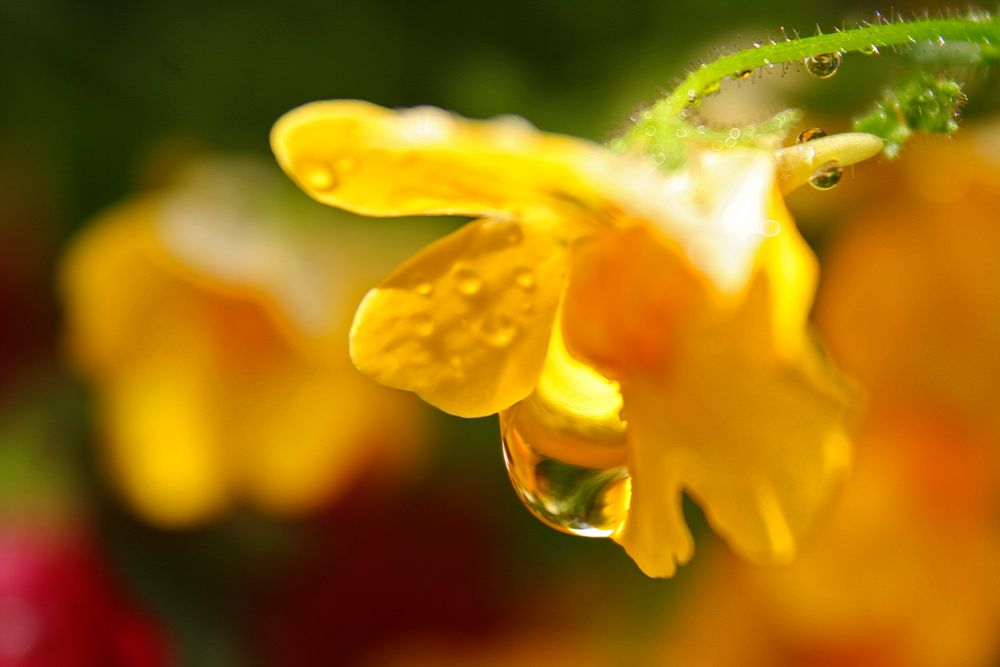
774,132,884,194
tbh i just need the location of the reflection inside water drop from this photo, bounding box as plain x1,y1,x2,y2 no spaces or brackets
804,52,842,78
499,327,630,537
809,160,843,190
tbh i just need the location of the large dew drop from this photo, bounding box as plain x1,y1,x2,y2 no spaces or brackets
804,52,841,78
809,160,843,190
500,328,631,537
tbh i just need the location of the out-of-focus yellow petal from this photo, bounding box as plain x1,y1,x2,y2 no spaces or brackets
99,334,233,528
350,217,566,417
738,189,819,360
237,364,378,514
60,200,172,374
271,100,611,221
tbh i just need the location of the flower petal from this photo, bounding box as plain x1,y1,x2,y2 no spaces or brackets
562,222,852,577
350,218,566,417
561,225,707,375
625,334,852,575
271,100,611,220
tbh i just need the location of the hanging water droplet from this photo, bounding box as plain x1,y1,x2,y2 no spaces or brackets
499,328,630,537
480,312,517,347
503,223,524,245
413,313,434,337
299,161,338,192
796,127,827,143
733,69,753,81
809,160,843,191
804,52,842,78
415,281,433,297
454,268,483,296
514,268,536,291
859,43,880,55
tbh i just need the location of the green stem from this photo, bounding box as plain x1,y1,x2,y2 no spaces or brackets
658,16,999,120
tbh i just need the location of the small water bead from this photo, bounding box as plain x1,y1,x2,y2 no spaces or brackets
796,127,827,143
809,161,843,191
500,329,631,537
514,268,536,291
413,313,434,337
804,52,842,78
300,161,338,192
686,91,702,107
454,268,484,296
860,43,880,55
415,281,434,297
480,312,517,347
644,125,658,136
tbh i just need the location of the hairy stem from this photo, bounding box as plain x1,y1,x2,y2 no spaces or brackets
658,16,998,120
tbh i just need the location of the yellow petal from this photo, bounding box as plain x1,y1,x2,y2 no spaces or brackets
99,336,233,528
271,100,610,220
237,364,385,514
59,200,171,374
561,221,851,577
561,225,706,376
736,189,820,360
350,218,565,417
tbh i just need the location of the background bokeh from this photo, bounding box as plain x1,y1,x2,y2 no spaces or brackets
2,1,999,665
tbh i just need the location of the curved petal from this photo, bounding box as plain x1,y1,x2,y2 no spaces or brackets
561,225,706,376
562,222,852,577
271,100,612,220
350,218,565,417
626,336,852,575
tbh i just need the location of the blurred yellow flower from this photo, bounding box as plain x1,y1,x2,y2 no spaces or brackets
655,126,1000,667
61,158,430,528
272,101,881,576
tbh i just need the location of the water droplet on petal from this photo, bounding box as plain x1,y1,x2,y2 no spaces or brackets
514,268,536,291
454,268,483,296
796,127,827,143
415,281,433,297
804,52,841,78
413,313,434,337
300,161,338,192
505,225,524,244
809,160,843,191
644,125,658,136
500,331,630,537
480,312,517,347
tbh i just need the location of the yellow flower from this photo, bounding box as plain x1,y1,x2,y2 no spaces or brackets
60,158,429,528
271,101,882,576
653,127,1000,667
